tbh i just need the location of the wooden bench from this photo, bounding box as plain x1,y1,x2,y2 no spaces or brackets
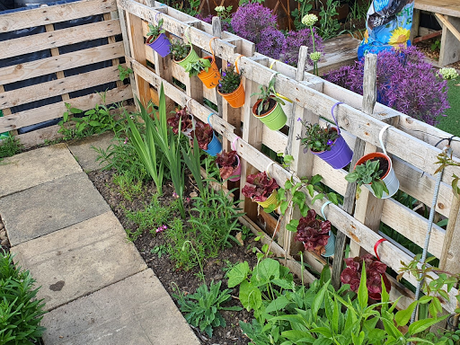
413,0,460,66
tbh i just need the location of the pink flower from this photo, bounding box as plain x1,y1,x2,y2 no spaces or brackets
156,225,168,233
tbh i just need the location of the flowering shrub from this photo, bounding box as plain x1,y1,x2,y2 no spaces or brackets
256,26,285,60
231,3,277,44
282,28,324,67
242,171,279,202
324,46,449,125
294,209,331,256
340,254,391,300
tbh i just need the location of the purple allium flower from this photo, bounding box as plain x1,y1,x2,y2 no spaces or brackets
281,28,324,67
231,2,278,44
324,46,449,125
256,26,285,59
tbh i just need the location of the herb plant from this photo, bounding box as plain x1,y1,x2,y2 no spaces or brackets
170,39,192,61
218,64,242,94
345,159,389,199
297,120,339,152
146,19,165,43
184,57,212,77
251,77,286,115
174,280,242,337
242,171,279,202
294,209,331,256
0,252,46,344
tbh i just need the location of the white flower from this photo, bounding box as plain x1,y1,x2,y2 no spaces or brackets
215,6,225,13
439,67,459,80
309,51,322,62
301,14,318,27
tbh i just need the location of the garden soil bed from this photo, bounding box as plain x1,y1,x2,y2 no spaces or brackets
88,168,259,345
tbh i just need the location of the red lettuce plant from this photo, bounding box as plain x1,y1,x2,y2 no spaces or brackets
192,121,214,150
242,171,279,202
340,253,391,300
294,209,331,256
216,150,238,180
167,107,194,135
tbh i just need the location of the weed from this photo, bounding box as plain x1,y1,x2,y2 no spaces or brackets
125,227,143,242
118,65,133,81
112,174,144,202
151,244,168,259
0,135,23,159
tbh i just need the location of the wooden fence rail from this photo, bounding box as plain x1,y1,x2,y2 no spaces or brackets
119,0,460,313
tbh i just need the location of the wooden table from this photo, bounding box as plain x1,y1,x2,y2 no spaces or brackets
413,0,460,66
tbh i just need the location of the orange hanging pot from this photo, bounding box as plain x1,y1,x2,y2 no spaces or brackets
198,56,221,89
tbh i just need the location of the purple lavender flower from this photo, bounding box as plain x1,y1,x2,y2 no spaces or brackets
231,3,278,44
256,26,285,59
324,46,449,125
282,28,324,67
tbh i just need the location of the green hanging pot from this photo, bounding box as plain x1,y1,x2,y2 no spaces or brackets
174,46,200,68
252,98,287,131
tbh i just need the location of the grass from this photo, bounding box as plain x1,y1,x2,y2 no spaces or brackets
436,79,460,137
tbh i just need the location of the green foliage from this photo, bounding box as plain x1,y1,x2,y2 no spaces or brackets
436,80,460,138
118,65,133,82
0,252,46,344
291,0,313,31
164,218,200,271
58,95,123,140
112,174,144,201
172,0,200,16
170,40,192,62
218,64,243,94
150,244,168,259
317,0,345,40
0,136,23,160
431,39,441,52
181,136,205,195
345,159,389,199
174,280,242,337
297,121,339,152
184,58,212,77
251,77,286,115
146,18,165,43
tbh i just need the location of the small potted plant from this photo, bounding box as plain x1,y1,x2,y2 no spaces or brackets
345,152,399,199
191,120,222,156
145,19,171,58
298,119,353,169
340,253,391,300
217,63,245,108
170,39,199,68
184,57,221,89
251,78,287,131
294,209,335,257
215,150,241,182
242,171,279,208
166,107,195,137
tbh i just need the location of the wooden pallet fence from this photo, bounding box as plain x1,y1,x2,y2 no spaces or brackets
124,0,460,312
0,0,133,147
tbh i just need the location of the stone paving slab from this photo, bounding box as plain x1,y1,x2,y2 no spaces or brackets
41,269,200,345
0,172,111,245
0,144,82,197
11,212,146,311
67,132,115,173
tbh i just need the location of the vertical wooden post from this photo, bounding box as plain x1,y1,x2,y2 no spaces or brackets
439,195,460,272
437,15,460,67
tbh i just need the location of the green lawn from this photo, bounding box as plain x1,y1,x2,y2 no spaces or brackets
436,79,460,137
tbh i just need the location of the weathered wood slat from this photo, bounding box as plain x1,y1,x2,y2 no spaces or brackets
0,20,121,61
0,42,124,85
0,0,118,33
1,65,122,109
0,85,132,132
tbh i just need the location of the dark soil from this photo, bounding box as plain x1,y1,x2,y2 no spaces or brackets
372,157,389,178
87,169,259,345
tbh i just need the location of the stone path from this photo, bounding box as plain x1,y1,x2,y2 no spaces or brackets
0,133,200,345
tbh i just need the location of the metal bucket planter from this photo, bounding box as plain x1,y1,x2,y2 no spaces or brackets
252,98,287,131
198,56,220,89
203,132,222,157
146,33,171,58
322,231,335,257
311,128,353,169
218,155,241,182
174,46,200,68
256,190,278,209
218,81,245,108
356,152,400,199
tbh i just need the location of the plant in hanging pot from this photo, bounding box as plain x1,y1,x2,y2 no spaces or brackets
184,57,221,89
251,77,287,131
145,19,171,58
217,63,245,108
170,39,200,68
242,171,279,208
340,253,391,300
191,120,222,156
166,107,194,137
294,209,334,257
345,152,399,199
215,150,241,182
297,118,353,169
